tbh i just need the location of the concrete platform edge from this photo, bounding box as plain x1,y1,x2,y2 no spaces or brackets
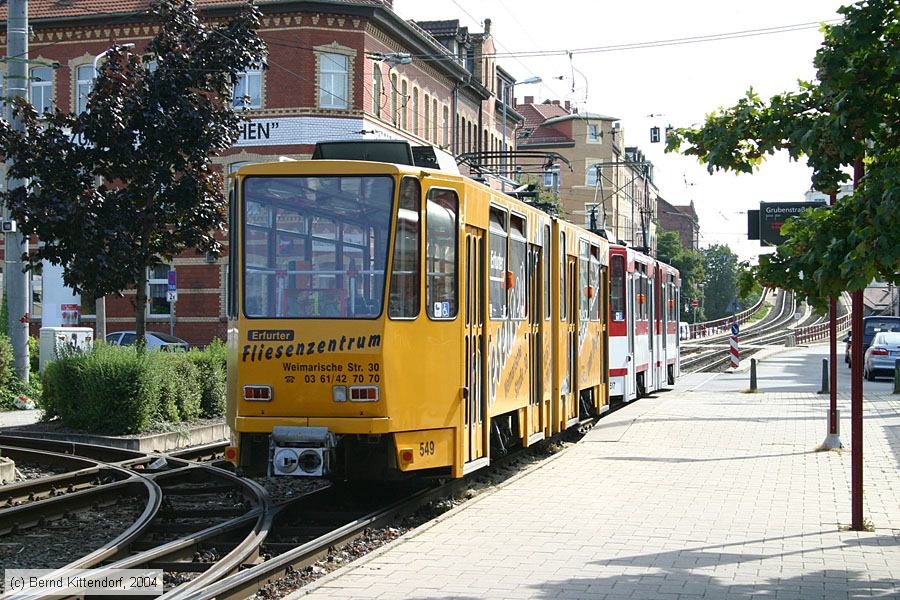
2,422,228,452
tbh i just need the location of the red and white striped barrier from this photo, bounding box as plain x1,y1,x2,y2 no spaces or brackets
729,323,740,369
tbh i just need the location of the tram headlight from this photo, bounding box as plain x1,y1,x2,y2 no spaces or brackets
332,385,347,402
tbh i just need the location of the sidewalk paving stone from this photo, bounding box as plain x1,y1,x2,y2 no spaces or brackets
291,346,900,600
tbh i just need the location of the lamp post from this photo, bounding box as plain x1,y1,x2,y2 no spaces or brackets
501,76,541,180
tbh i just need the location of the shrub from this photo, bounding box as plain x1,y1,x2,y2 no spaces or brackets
42,344,161,434
37,340,226,434
187,338,226,418
0,335,13,391
28,335,39,377
153,352,202,423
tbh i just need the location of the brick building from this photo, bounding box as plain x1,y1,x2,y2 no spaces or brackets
516,97,658,253
0,0,519,345
657,197,700,252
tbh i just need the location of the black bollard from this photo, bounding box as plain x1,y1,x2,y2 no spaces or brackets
750,358,758,392
819,358,829,395
894,359,900,395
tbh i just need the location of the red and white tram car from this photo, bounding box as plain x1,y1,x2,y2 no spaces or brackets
608,245,680,402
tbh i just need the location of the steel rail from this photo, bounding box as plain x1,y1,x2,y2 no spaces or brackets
682,291,797,373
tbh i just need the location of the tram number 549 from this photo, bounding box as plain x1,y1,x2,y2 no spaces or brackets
419,441,436,456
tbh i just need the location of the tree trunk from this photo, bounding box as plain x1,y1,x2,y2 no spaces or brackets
134,269,148,348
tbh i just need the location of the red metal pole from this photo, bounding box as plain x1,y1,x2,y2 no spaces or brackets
829,297,837,435
829,192,838,437
850,160,864,531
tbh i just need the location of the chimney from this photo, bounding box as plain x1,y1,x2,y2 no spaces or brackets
524,95,534,104
379,0,393,7
551,100,560,106
484,18,491,34
564,100,571,111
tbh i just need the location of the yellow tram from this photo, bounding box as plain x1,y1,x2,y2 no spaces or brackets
225,143,609,480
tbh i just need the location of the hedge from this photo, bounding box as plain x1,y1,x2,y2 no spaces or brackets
40,340,227,435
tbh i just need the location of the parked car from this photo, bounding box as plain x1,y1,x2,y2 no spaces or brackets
863,331,900,380
105,331,189,351
845,316,900,367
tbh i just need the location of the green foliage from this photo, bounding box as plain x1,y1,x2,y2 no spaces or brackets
0,289,8,339
667,0,900,305
656,228,706,321
702,244,739,320
28,336,39,377
155,353,202,423
187,338,226,418
0,335,13,392
40,342,224,434
41,344,158,434
0,0,266,342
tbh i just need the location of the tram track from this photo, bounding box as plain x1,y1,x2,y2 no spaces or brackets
681,290,799,373
0,430,581,599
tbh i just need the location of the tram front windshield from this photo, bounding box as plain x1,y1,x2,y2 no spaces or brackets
242,175,395,319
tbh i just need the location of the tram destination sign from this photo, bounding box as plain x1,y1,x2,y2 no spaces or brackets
751,201,826,246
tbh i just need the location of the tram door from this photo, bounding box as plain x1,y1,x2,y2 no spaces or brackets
464,226,487,465
527,243,543,440
565,256,579,424
625,271,636,400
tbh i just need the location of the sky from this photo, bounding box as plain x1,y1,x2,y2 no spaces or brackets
392,0,847,260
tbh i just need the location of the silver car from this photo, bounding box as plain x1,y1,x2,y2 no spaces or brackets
105,331,189,351
863,331,900,381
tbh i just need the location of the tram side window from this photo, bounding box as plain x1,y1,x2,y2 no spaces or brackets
579,240,590,322
559,231,567,321
426,188,458,319
509,214,527,321
543,225,551,320
610,254,625,322
637,268,647,321
389,177,421,319
489,207,508,320
589,245,601,321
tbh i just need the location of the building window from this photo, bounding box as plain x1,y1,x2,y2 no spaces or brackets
432,99,438,144
233,63,262,109
391,74,398,125
442,105,449,147
424,94,430,139
411,87,419,135
30,267,42,320
544,166,559,193
400,80,408,129
148,264,172,317
372,66,382,118
319,52,348,109
30,66,54,114
75,64,95,113
586,162,600,187
588,123,602,143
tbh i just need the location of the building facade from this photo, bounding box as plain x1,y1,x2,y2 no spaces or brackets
657,197,700,252
0,0,518,345
516,98,658,253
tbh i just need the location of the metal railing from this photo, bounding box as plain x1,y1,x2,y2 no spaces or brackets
688,288,770,340
793,304,851,345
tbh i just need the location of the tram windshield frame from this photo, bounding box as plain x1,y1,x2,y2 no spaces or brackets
241,174,395,320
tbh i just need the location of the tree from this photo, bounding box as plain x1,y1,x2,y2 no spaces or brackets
666,0,899,308
656,228,705,321
701,244,739,320
0,0,266,341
